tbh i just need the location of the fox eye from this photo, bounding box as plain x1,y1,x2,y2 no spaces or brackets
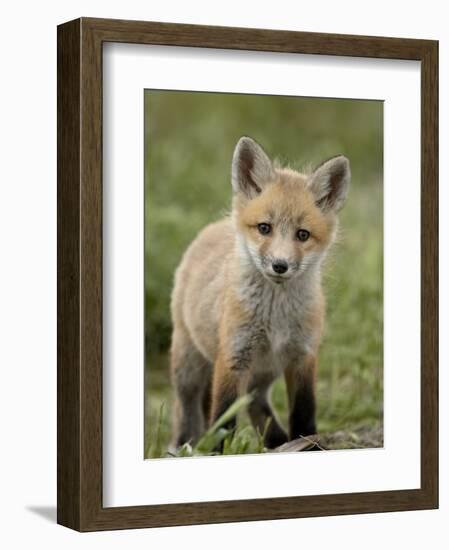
297,229,310,242
258,223,272,235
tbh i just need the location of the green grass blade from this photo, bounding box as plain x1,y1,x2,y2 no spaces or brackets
194,394,253,454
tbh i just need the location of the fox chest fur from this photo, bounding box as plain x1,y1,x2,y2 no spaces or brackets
228,270,322,377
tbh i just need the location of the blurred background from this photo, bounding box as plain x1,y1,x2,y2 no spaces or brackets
144,90,383,457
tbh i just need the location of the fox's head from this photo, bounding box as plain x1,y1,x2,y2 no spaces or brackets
231,136,350,284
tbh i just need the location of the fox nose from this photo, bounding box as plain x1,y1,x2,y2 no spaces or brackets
272,260,288,274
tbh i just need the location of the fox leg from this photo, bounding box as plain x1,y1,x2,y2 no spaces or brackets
209,321,254,432
284,355,317,439
209,355,245,433
247,373,288,448
170,326,212,448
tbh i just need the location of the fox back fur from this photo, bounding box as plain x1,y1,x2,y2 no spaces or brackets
170,136,350,449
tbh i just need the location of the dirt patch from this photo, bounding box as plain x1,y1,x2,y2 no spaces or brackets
275,424,383,452
320,424,383,450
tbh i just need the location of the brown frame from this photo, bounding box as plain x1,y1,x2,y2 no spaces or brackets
57,17,438,532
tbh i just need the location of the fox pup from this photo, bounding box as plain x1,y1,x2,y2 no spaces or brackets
170,136,350,449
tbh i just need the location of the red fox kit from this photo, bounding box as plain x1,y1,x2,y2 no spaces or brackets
170,136,350,449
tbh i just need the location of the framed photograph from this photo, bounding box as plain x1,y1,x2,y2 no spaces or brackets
57,17,438,531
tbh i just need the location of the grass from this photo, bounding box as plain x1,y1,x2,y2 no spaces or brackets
146,392,273,459
144,91,383,458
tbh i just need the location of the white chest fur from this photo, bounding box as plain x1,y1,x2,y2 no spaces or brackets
238,273,317,374
262,285,300,348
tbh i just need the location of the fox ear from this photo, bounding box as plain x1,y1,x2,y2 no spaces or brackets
308,155,350,213
232,137,275,199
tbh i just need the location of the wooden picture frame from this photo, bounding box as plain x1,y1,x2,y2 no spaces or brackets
57,17,438,531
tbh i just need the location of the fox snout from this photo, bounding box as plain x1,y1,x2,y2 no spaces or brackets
261,255,300,282
271,259,289,274
269,259,292,283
